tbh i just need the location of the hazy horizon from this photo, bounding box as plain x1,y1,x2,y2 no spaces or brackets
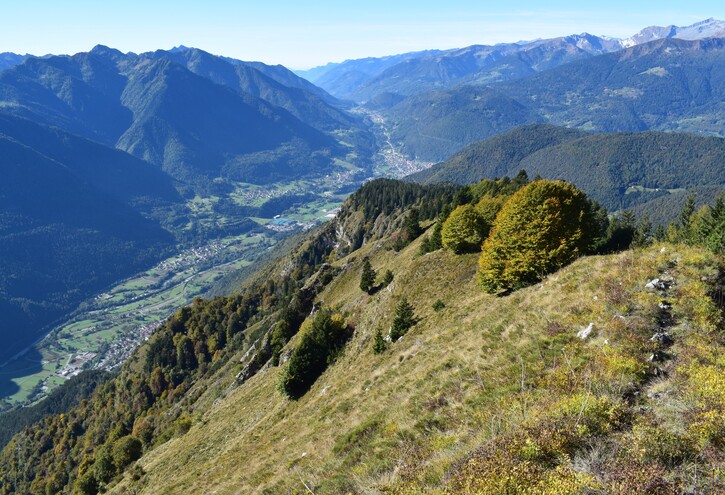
1,1,724,69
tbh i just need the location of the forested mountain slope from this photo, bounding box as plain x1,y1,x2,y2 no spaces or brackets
1,178,722,494
0,46,363,190
0,115,177,365
383,37,725,161
409,124,725,214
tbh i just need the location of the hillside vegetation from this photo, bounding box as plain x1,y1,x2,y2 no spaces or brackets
1,178,723,494
410,124,725,215
116,246,723,495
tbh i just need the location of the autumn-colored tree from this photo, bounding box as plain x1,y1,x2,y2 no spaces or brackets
475,195,507,225
478,180,599,293
441,204,489,254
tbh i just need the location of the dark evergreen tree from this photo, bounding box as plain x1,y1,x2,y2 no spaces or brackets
600,211,636,253
677,193,697,243
382,270,394,287
705,196,725,254
654,223,667,241
372,328,387,354
403,208,423,241
360,257,376,293
390,297,416,341
430,218,444,249
632,213,652,248
419,235,433,255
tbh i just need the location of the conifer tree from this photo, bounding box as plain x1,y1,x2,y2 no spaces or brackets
430,217,444,249
372,328,387,354
705,196,725,254
382,269,394,287
359,257,376,293
390,297,416,341
403,208,423,241
632,213,652,248
676,193,697,243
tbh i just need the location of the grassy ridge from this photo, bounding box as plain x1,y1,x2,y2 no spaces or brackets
110,237,724,494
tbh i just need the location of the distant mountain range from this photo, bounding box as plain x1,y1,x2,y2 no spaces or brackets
0,46,371,365
0,53,30,72
297,18,725,102
384,36,725,161
0,46,366,190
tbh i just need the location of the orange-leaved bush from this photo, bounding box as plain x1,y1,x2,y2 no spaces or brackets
478,179,599,293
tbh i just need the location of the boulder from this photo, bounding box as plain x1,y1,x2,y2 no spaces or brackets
577,322,594,339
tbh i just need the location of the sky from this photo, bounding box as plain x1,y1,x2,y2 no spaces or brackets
1,1,724,69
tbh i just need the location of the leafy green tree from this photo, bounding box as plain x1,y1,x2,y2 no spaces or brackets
390,297,417,341
441,204,489,254
111,436,143,471
478,180,600,293
45,469,68,495
359,257,376,293
372,328,387,354
93,445,115,484
432,299,445,311
279,309,350,399
175,335,197,370
73,469,99,495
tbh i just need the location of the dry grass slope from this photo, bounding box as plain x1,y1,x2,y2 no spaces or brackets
110,236,724,494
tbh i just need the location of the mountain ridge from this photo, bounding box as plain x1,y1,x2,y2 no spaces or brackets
0,176,722,494
0,47,354,188
300,18,725,102
379,36,725,162
407,124,725,213
0,114,177,366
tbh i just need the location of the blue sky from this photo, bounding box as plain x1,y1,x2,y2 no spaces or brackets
1,1,723,69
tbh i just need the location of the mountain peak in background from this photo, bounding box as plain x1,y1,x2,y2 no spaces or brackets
298,18,725,103
169,44,192,53
622,17,725,47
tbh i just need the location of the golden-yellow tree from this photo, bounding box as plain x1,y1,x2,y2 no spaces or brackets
441,204,489,254
478,180,598,293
